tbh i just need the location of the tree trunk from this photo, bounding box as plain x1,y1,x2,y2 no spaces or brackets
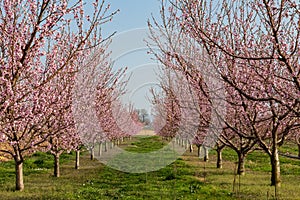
197,145,201,157
54,154,60,177
189,144,193,153
104,141,108,152
270,146,281,187
75,150,80,169
185,140,189,149
14,156,24,191
98,142,103,157
216,149,223,169
90,148,94,160
237,153,246,175
203,146,209,162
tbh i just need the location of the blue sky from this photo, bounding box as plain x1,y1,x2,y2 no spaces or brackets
102,0,161,36
100,0,163,113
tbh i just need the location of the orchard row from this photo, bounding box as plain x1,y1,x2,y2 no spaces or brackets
0,0,143,191
149,0,299,191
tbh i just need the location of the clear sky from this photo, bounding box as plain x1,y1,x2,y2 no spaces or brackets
102,0,161,36
101,0,163,113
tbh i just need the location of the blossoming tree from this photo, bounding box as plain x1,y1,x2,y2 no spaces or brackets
0,0,117,191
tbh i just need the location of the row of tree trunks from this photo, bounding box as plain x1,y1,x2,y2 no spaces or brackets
195,142,281,187
14,149,81,191
197,145,209,162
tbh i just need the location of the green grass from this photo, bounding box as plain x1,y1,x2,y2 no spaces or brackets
125,135,167,153
0,137,299,199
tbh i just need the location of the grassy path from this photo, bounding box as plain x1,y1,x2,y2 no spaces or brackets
0,135,299,199
181,148,300,200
